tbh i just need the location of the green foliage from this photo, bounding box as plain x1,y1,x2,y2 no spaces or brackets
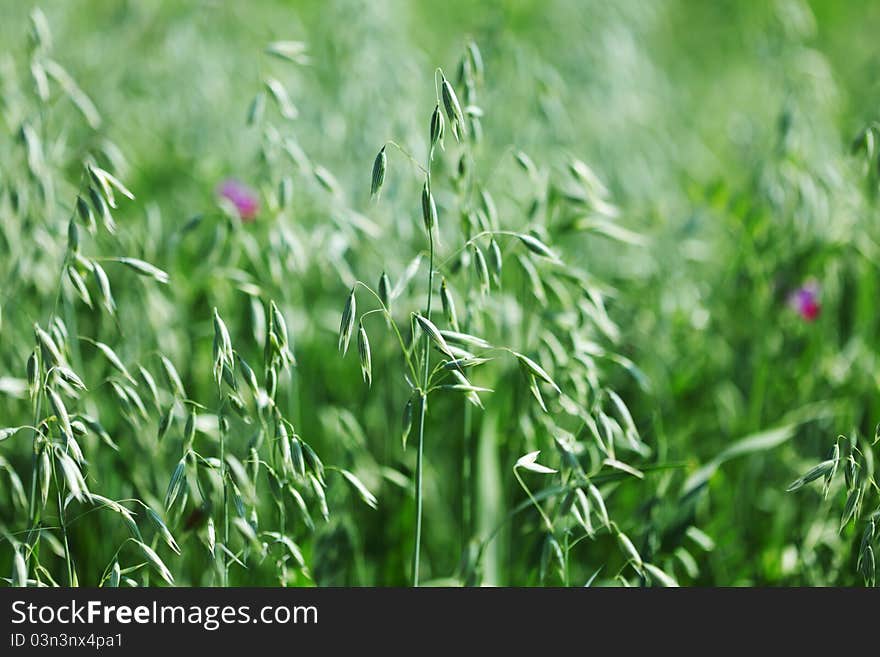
2,0,880,587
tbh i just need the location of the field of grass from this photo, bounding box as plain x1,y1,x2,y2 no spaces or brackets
2,0,880,587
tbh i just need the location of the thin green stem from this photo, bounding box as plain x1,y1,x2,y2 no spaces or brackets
255,406,287,556
462,402,473,554
412,392,427,586
97,537,141,586
412,241,434,587
385,141,428,176
563,532,571,587
412,145,436,587
49,451,74,585
513,466,555,533
219,399,229,586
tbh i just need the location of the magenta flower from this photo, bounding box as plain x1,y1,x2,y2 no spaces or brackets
216,178,259,221
788,280,820,321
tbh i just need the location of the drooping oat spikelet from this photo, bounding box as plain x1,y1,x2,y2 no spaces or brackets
159,355,185,399
212,307,234,386
473,245,490,296
488,238,502,284
338,288,356,355
265,40,309,64
440,278,460,332
75,196,95,233
413,313,455,360
91,262,115,315
517,233,558,260
430,104,445,150
378,271,391,311
357,321,372,387
421,181,437,234
440,73,467,141
264,77,298,119
371,146,386,198
111,257,169,284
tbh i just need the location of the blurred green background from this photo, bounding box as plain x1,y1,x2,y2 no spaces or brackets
2,0,880,586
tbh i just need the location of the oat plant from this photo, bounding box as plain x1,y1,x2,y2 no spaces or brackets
338,44,661,586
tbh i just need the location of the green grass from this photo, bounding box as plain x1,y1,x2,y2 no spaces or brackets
2,0,880,587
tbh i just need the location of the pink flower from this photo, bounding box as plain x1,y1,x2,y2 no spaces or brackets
788,280,821,321
216,178,259,221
